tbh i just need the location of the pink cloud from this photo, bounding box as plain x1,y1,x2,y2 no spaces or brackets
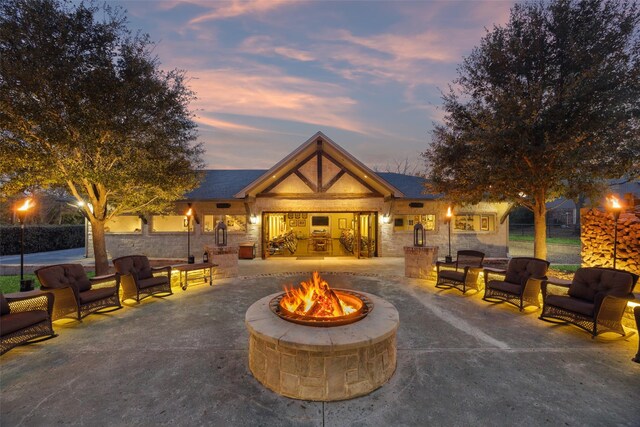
188,0,292,24
188,67,370,135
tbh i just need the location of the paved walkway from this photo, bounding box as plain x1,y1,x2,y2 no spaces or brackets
1,259,638,426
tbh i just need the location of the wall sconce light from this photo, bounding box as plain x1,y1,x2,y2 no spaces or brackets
249,214,258,225
381,214,391,224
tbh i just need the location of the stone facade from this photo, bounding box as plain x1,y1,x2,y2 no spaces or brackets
245,292,399,401
96,200,509,260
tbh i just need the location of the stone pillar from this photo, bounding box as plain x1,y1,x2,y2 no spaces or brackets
403,246,438,279
205,245,239,279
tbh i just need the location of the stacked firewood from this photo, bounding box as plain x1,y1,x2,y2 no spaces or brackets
581,208,640,276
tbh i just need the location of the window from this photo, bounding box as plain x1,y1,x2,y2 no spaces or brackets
203,214,246,232
453,214,496,233
394,215,436,231
104,216,142,233
151,215,189,233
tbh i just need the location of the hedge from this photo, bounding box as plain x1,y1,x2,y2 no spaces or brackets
0,225,85,256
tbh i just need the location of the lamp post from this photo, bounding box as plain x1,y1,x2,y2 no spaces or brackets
606,196,623,269
16,198,35,292
185,205,194,264
445,206,453,263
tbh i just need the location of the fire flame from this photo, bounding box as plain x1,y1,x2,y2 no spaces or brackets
446,206,452,218
185,208,193,216
607,196,622,210
17,199,34,211
281,271,356,318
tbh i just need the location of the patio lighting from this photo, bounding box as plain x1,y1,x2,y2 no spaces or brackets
215,220,227,247
185,205,194,264
249,214,258,225
16,198,35,291
381,214,391,224
445,206,453,263
413,222,425,247
606,195,623,269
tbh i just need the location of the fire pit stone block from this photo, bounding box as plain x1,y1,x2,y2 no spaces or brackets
246,291,399,401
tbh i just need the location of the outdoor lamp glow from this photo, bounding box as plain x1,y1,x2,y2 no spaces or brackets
16,198,35,291
606,195,623,269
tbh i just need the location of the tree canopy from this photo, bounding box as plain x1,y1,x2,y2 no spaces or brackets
423,0,640,259
0,0,204,273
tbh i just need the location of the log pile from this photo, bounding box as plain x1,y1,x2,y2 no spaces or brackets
581,208,640,276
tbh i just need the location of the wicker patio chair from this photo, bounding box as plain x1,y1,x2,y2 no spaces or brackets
35,264,121,321
112,255,172,303
435,250,485,293
540,267,638,338
483,257,550,311
1,291,56,355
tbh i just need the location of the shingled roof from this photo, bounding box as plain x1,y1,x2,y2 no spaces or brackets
185,170,438,200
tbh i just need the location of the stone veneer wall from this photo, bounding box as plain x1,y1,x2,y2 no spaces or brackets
98,199,509,260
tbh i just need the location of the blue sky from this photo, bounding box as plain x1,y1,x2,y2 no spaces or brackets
116,0,514,171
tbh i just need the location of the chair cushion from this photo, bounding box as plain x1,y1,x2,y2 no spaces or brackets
505,258,548,286
0,311,48,337
545,294,594,317
37,264,91,292
569,268,633,302
114,256,153,280
488,280,521,295
0,294,10,316
439,270,466,283
137,276,169,289
79,287,118,304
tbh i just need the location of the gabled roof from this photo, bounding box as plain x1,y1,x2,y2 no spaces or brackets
185,170,265,200
233,131,404,199
377,173,440,200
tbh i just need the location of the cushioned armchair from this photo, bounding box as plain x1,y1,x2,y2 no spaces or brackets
1,291,56,355
35,264,121,321
540,267,638,338
435,250,485,293
483,257,550,311
112,255,172,303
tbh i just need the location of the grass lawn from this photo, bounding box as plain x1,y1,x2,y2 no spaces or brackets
0,274,39,294
549,264,580,274
509,235,581,245
1,272,95,294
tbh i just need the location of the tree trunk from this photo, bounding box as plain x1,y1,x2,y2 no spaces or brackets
533,193,547,260
90,219,110,275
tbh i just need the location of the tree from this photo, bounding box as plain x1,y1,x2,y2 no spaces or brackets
423,0,640,259
0,0,204,274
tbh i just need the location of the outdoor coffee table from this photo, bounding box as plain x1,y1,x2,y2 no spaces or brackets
172,262,217,290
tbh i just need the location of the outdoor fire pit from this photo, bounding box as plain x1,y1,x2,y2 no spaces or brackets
246,272,399,401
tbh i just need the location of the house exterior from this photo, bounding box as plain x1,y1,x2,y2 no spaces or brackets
97,132,510,260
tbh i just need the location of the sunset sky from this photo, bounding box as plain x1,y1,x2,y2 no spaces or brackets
115,0,515,171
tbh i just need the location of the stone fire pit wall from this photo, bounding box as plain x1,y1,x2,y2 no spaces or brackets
204,246,238,279
246,292,399,401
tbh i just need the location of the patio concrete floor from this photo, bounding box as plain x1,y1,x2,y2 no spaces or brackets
1,258,639,426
